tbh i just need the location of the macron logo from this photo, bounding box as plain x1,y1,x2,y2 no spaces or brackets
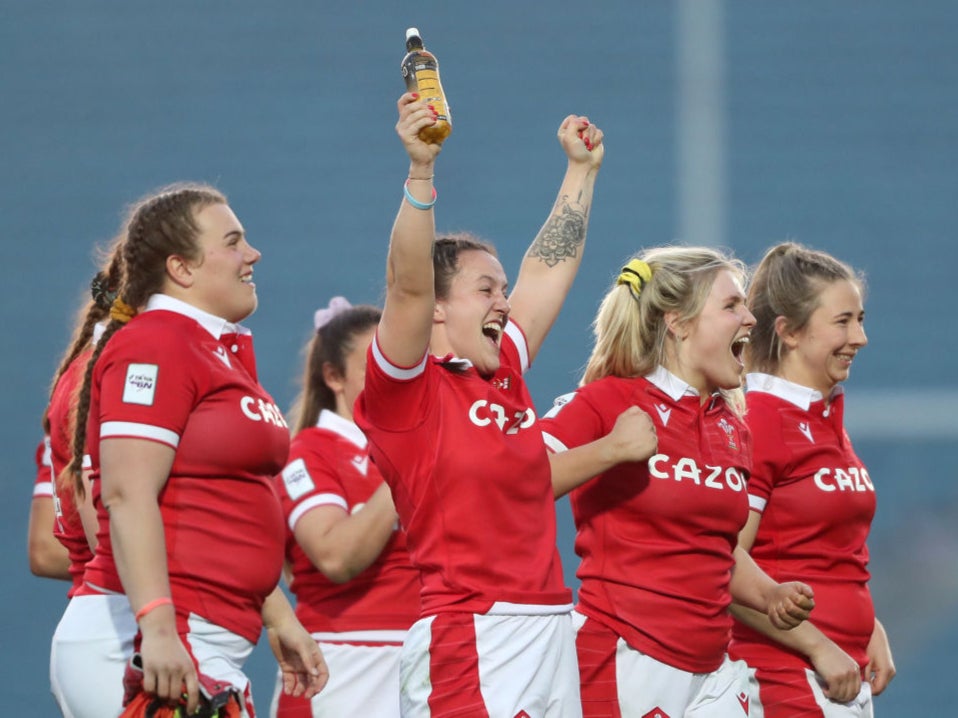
655,403,672,427
798,421,814,443
737,691,750,714
213,345,231,369
351,455,369,476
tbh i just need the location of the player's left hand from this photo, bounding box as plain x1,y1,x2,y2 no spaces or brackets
267,617,329,699
865,619,896,695
557,115,604,168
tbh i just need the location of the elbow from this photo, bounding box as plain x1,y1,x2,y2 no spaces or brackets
318,560,357,585
305,547,359,584
27,552,46,577
28,542,67,579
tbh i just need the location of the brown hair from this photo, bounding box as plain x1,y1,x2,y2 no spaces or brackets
433,233,497,300
63,182,227,499
288,304,382,434
42,237,124,436
747,242,864,374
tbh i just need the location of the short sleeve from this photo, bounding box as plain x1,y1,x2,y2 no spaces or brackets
357,334,432,433
277,438,350,531
744,402,785,513
96,329,199,448
539,387,607,453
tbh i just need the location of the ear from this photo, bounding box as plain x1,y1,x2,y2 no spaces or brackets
664,310,687,340
433,301,447,325
774,315,800,350
166,254,196,289
322,361,345,395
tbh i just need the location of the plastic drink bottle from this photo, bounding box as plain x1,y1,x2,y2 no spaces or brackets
401,27,452,145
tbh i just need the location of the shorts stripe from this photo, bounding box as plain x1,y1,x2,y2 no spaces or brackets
752,665,825,717
575,616,622,718
427,614,489,717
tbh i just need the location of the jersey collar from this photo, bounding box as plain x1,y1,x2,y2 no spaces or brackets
144,293,250,340
317,409,368,449
645,365,701,402
745,372,843,410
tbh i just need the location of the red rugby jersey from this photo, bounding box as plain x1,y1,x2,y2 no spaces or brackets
80,295,289,642
355,321,572,617
276,409,419,638
32,438,52,501
46,348,96,596
540,367,752,673
729,373,876,669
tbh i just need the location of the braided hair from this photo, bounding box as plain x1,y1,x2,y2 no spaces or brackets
63,183,227,499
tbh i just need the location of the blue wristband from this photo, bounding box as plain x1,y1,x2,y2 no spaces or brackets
403,179,437,210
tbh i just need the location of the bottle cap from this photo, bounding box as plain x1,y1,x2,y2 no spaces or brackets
406,27,421,41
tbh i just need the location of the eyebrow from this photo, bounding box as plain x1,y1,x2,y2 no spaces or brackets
477,274,508,290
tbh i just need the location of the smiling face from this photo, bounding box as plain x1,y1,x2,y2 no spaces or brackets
779,278,867,395
669,268,756,396
186,203,261,323
433,249,510,376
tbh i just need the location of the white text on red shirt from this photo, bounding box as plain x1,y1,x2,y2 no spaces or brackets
648,454,746,492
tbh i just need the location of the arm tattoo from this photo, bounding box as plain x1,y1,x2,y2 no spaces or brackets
527,195,587,268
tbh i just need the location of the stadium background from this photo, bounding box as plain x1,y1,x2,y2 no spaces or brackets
2,2,954,714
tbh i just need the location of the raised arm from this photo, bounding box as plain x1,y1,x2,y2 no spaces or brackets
377,93,445,368
508,115,604,362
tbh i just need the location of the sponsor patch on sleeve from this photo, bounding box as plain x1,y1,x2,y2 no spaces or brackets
122,363,159,406
282,458,315,501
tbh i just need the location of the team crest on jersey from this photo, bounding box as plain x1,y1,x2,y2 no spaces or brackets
491,376,511,391
717,417,738,450
122,363,158,406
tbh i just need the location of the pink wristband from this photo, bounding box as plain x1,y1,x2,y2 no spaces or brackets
135,596,173,623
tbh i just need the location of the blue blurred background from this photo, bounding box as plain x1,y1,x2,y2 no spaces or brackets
2,2,955,714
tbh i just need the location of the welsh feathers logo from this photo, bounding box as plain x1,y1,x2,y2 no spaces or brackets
717,417,738,451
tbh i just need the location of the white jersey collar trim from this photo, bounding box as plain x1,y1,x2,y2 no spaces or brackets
645,366,700,402
745,372,843,409
316,409,367,449
92,321,107,345
144,294,250,340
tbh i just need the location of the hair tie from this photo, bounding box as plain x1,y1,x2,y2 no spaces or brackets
617,259,653,300
109,297,137,324
90,273,118,310
314,296,352,331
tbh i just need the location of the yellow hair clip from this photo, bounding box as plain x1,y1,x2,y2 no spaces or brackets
617,259,653,299
109,297,137,324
